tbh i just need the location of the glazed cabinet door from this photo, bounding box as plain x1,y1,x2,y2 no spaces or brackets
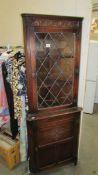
22,14,82,112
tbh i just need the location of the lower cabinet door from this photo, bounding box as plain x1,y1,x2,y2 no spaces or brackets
56,140,73,164
31,110,81,171
36,145,56,169
35,139,73,170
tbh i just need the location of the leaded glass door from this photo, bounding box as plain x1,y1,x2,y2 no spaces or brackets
35,31,75,109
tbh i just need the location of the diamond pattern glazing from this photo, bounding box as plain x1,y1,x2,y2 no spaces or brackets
35,32,75,108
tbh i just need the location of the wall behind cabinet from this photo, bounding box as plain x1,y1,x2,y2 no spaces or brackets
0,0,92,107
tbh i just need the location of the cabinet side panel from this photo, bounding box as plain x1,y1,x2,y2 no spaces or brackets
27,121,37,172
73,112,81,165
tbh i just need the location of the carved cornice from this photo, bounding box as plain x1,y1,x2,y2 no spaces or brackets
23,15,81,30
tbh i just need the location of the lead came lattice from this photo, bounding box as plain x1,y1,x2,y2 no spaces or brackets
34,32,75,108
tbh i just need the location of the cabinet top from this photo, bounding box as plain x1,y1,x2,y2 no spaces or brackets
21,13,83,31
27,107,82,121
21,13,83,21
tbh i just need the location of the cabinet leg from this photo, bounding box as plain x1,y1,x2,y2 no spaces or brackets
74,157,78,166
28,172,39,175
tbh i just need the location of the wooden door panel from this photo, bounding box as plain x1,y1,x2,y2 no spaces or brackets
35,139,73,169
37,117,74,146
36,145,55,169
56,140,73,163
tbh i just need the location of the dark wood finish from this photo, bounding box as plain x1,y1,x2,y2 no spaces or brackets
27,107,81,172
22,14,83,173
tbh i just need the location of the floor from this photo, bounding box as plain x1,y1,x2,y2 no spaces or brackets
0,111,98,175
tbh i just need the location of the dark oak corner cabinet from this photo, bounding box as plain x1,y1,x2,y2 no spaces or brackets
22,14,83,173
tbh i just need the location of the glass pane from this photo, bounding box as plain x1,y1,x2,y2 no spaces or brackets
35,32,75,108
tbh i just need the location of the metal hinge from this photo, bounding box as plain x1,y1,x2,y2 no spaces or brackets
75,68,79,76
32,72,37,79
73,97,77,105
35,147,38,152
